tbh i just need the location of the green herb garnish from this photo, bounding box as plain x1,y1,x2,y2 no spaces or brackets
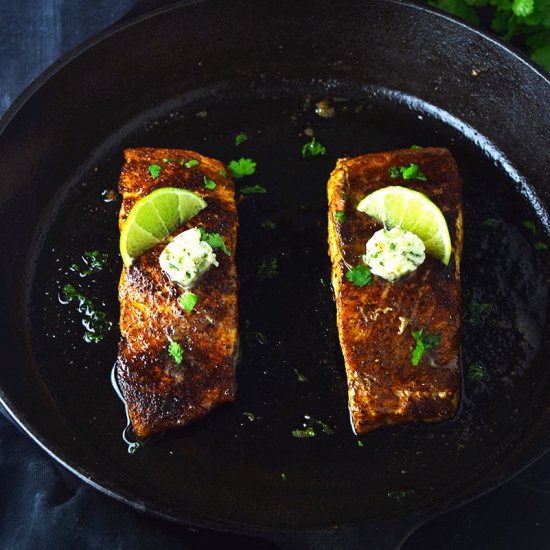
523,220,537,235
467,361,485,383
466,297,493,327
219,169,227,178
148,164,161,178
168,340,184,364
411,328,441,366
204,177,217,190
184,159,200,168
357,440,364,447
243,412,256,421
162,158,171,163
345,264,373,286
281,473,287,482
389,163,427,181
198,227,231,256
335,211,346,223
301,137,327,158
293,368,308,383
483,217,499,227
60,284,112,343
292,426,316,438
179,292,198,312
235,132,248,146
387,489,415,504
240,184,267,195
70,250,108,276
261,219,276,230
257,256,278,279
410,144,423,150
229,157,256,179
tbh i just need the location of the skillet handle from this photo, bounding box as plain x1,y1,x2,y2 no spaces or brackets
267,514,429,550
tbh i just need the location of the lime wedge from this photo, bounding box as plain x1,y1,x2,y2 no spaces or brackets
120,188,207,267
356,185,452,265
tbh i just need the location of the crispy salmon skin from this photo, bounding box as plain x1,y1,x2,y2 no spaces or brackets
327,148,463,434
116,148,238,439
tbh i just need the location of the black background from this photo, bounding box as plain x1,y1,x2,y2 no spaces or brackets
1,1,549,548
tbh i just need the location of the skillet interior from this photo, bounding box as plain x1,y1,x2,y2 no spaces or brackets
1,0,550,533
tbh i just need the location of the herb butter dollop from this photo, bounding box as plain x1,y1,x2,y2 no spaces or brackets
364,227,425,282
159,227,218,288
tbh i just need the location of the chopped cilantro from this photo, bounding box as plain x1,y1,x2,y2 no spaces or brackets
466,297,493,326
335,211,346,223
523,220,537,235
229,157,256,179
235,132,248,146
293,368,308,383
168,340,184,364
410,144,423,150
184,159,200,168
292,426,316,438
257,256,278,279
243,411,256,421
281,473,287,482
204,177,217,190
292,417,334,438
162,158,170,163
467,361,485,383
345,264,373,286
357,440,364,447
60,284,112,343
411,328,441,366
128,442,142,455
198,227,231,256
301,137,327,158
261,219,276,230
240,184,267,195
148,164,161,178
389,163,427,181
219,169,227,178
483,217,499,227
70,250,108,276
179,292,198,312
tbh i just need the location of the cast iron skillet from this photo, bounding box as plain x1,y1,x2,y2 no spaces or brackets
1,0,550,547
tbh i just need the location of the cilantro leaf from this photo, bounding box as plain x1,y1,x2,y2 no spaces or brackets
184,159,199,168
335,211,346,223
410,144,423,150
168,340,184,364
71,250,108,276
204,177,217,190
389,163,427,181
179,292,198,312
148,164,161,178
257,256,278,279
235,132,248,146
293,368,308,382
411,328,441,366
467,361,485,383
512,0,534,17
198,227,231,256
219,169,227,178
301,137,327,159
240,184,267,195
229,158,256,179
345,264,373,286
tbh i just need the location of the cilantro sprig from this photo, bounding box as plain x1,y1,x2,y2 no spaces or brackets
235,132,248,146
198,227,231,256
179,292,198,312
301,137,327,158
425,0,550,72
240,184,267,195
229,157,256,179
168,340,184,364
389,163,427,181
411,328,441,366
346,264,373,286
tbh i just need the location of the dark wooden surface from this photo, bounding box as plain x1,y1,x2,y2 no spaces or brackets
1,1,549,548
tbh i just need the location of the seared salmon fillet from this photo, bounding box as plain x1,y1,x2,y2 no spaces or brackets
327,148,462,434
116,148,238,439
